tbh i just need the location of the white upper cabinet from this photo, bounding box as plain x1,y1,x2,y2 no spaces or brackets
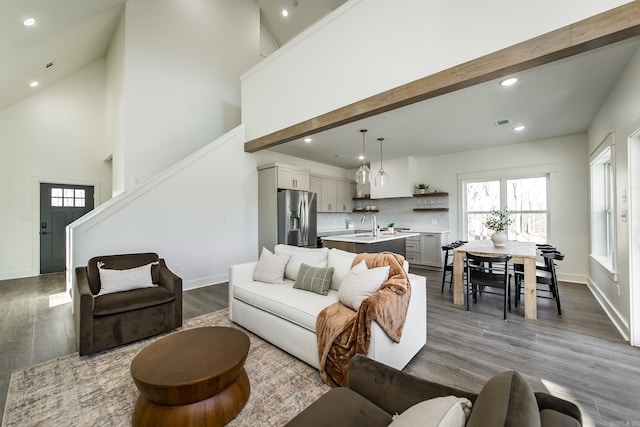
321,178,338,212
309,175,323,208
312,175,355,213
369,157,416,199
275,165,310,191
336,181,354,212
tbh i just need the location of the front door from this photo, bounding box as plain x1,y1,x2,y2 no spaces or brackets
40,183,94,274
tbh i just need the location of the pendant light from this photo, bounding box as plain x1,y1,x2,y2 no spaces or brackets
355,129,370,184
374,137,391,187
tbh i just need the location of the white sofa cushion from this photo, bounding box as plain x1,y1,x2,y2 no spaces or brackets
233,280,339,332
253,247,291,284
327,249,357,290
337,260,390,311
274,244,329,281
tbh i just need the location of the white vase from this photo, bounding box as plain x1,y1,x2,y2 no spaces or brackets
491,232,507,247
388,227,395,234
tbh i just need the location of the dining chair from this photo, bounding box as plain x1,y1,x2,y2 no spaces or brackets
515,250,564,315
441,241,467,292
465,252,512,320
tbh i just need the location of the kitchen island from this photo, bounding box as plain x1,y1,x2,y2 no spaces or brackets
321,231,420,257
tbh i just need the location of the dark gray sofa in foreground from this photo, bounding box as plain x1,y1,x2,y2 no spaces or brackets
73,253,182,356
286,354,581,426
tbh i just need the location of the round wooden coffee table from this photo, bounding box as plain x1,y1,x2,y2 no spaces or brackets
130,326,250,426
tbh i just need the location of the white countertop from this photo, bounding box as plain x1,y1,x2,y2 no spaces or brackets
321,231,421,244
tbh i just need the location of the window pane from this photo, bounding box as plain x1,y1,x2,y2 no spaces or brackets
51,188,62,198
75,189,85,199
64,189,74,198
74,198,85,207
467,213,492,241
466,181,500,211
507,177,547,211
509,213,547,242
63,198,74,207
51,197,62,207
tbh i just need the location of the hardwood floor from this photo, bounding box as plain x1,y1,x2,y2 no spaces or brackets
0,270,638,426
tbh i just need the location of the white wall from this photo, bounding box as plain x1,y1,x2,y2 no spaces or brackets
69,127,256,291
120,0,260,191
414,134,590,283
587,45,640,340
260,26,279,59
241,0,631,142
104,12,125,195
0,61,112,280
69,127,360,291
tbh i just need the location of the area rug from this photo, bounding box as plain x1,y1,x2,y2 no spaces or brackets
2,309,330,426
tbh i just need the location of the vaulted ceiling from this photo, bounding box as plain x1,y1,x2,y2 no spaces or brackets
3,0,638,170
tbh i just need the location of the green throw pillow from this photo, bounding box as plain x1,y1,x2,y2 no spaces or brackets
293,263,334,295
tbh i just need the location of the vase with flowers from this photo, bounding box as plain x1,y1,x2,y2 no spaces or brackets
484,208,513,247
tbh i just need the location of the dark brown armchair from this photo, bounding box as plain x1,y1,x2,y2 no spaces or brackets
73,252,182,356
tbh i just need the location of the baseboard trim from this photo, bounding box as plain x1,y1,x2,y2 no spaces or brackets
183,274,228,291
586,277,630,342
557,273,587,284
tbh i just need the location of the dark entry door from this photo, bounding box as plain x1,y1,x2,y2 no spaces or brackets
40,183,95,274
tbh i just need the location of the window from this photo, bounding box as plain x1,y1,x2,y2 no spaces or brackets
464,176,548,242
51,187,86,208
589,140,616,274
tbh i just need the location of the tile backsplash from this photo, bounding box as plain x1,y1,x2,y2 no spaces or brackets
318,195,450,232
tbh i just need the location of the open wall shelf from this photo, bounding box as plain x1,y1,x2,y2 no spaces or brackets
413,208,449,212
413,192,448,197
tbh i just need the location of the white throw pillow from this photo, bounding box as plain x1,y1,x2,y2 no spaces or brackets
98,262,156,296
327,248,357,290
389,396,472,427
274,244,329,281
252,247,291,284
337,260,390,311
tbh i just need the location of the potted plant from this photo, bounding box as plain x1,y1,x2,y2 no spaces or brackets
416,183,429,194
484,208,514,247
388,222,395,233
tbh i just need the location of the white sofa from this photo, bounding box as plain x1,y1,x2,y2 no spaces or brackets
228,245,427,370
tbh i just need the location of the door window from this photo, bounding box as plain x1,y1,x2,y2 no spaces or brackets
51,187,86,208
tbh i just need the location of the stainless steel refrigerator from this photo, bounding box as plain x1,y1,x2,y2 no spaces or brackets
277,189,317,248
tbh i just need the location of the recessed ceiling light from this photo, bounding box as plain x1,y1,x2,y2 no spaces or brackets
23,17,36,26
303,137,312,143
282,9,289,17
500,77,518,87
29,81,39,87
514,125,526,131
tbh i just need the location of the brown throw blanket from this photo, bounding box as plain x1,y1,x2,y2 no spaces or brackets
316,252,411,387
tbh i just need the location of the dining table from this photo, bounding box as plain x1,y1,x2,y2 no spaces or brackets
452,240,538,319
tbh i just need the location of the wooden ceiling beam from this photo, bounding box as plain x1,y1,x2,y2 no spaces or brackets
245,1,640,153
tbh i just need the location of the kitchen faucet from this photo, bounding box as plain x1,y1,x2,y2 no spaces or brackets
361,212,378,236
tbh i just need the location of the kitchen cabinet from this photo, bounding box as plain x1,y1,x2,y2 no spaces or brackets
321,178,338,212
277,165,309,191
312,175,355,213
336,181,354,212
405,235,421,264
405,231,450,268
309,176,322,208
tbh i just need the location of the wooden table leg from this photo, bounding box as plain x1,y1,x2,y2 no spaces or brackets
523,257,537,320
453,251,465,306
